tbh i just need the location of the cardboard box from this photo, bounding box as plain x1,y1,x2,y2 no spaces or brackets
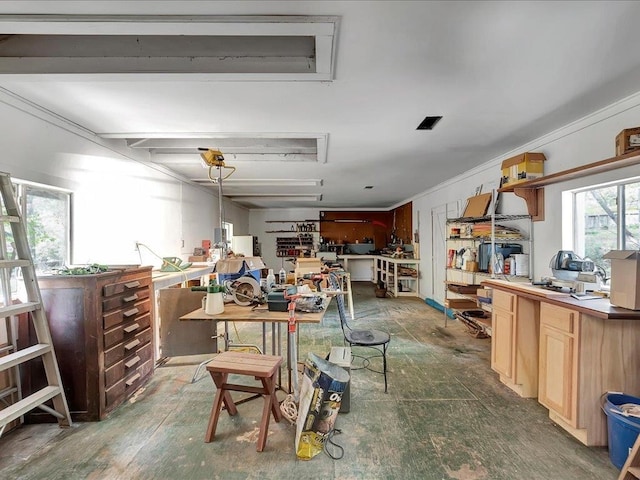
603,250,640,310
295,258,323,277
444,298,478,310
476,288,493,299
615,127,640,156
501,152,546,187
462,192,492,217
214,256,265,283
188,255,208,262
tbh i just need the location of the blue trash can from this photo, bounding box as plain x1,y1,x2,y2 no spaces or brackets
602,393,640,469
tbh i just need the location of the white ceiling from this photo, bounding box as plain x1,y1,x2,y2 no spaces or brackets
1,1,640,209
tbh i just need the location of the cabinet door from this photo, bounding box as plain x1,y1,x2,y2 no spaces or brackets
538,323,574,422
491,308,514,378
491,290,515,379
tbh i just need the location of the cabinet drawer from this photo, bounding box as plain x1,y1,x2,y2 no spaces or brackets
102,286,150,311
103,313,151,350
493,290,515,312
103,299,151,330
124,358,153,397
104,326,152,369
540,303,575,334
104,359,124,389
105,378,125,408
103,275,152,298
123,342,153,375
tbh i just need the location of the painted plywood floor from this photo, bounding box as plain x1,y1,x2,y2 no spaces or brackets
0,283,619,479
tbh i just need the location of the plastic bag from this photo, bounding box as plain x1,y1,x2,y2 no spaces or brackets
295,352,350,460
294,293,327,313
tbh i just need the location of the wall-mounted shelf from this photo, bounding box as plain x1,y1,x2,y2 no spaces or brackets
276,234,314,258
266,230,321,233
265,220,319,223
498,150,640,221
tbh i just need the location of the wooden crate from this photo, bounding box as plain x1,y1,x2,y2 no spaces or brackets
615,127,640,156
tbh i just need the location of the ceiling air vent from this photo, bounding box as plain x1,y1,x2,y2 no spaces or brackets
416,116,442,130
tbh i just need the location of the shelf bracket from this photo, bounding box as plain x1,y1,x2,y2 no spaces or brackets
513,187,544,222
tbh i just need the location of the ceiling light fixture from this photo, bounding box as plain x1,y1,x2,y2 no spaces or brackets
193,178,323,187
225,194,322,202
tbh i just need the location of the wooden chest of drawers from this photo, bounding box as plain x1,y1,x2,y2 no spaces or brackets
19,265,154,421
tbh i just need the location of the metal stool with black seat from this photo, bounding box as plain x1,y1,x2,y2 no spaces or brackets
205,351,283,452
328,273,391,392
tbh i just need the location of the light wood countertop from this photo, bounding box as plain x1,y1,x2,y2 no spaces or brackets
481,278,640,320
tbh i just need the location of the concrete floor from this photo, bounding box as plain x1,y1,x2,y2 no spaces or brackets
0,283,620,479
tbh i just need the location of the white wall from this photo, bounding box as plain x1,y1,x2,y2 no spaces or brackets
0,92,250,268
249,208,321,273
413,91,640,303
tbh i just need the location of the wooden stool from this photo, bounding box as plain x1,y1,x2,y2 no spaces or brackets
205,351,283,452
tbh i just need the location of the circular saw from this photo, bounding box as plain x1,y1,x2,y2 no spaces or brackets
227,276,262,306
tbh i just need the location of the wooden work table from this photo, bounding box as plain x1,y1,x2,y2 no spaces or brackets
180,302,328,324
481,278,640,447
181,298,332,391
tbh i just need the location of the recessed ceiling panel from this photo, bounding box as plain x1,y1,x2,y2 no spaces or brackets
0,15,339,79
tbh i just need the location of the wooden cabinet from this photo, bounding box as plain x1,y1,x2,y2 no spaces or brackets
491,291,514,378
538,303,576,423
537,302,640,446
490,289,539,397
19,265,154,421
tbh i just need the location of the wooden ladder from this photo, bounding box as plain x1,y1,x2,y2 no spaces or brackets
0,172,71,435
619,434,640,480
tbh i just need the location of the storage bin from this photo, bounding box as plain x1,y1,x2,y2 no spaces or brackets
602,392,640,469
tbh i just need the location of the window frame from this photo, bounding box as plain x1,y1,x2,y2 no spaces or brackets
569,175,640,274
12,178,72,272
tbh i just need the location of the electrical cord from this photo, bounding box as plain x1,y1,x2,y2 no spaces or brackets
280,393,298,424
135,242,189,285
323,428,344,460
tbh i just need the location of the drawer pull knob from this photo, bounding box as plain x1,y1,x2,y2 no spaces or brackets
124,281,141,289
124,308,139,318
125,356,141,369
124,339,141,351
125,373,141,386
123,294,138,302
123,323,140,334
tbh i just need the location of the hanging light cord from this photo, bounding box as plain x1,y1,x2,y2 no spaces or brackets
135,242,189,285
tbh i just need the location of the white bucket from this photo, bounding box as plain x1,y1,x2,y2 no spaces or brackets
513,254,529,277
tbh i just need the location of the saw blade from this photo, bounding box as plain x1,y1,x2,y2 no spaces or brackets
231,277,260,306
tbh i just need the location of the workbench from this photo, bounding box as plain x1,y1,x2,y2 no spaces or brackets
180,299,331,392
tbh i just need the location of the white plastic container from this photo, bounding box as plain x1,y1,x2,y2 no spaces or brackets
204,291,225,315
513,253,529,277
266,269,276,291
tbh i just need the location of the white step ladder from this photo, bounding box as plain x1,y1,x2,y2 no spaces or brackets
0,172,71,435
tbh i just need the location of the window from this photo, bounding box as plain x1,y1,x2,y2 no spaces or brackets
222,221,233,252
4,181,71,302
573,178,640,277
